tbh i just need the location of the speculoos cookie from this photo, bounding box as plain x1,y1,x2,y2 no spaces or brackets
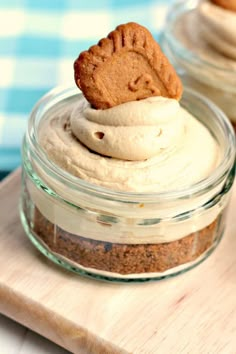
211,0,236,11
74,22,183,109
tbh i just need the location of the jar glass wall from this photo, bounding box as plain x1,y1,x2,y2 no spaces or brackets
160,0,236,131
20,86,235,282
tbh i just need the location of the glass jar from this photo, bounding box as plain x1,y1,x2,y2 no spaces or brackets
20,86,235,282
160,0,236,131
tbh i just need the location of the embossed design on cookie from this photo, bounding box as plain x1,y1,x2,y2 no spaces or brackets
128,74,161,98
211,0,236,12
74,22,183,109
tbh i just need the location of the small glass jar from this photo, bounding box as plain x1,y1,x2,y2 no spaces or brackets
160,0,236,131
20,86,235,282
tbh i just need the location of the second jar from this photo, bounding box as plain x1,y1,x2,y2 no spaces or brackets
161,0,236,131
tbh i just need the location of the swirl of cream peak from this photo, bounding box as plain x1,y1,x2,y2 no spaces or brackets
198,0,236,60
70,96,185,161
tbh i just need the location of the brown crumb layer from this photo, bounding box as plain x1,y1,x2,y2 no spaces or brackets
31,208,223,275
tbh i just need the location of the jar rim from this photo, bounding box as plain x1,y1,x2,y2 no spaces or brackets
161,0,236,83
26,85,235,203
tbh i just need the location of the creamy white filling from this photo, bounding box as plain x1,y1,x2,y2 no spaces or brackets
39,96,220,193
29,179,229,244
71,96,185,161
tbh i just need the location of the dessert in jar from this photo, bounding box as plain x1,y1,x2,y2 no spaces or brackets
161,0,236,131
20,22,235,282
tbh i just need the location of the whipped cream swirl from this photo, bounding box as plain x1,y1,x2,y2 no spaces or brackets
39,94,220,192
198,0,236,59
71,96,185,161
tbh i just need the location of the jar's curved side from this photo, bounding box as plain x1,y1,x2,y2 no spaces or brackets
19,189,227,281
19,201,225,283
20,144,234,280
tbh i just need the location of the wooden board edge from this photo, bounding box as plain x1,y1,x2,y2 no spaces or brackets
0,284,127,354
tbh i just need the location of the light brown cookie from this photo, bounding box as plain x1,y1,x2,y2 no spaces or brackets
211,0,236,11
74,22,183,109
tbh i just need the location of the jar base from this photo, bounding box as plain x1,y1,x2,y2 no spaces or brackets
20,202,224,283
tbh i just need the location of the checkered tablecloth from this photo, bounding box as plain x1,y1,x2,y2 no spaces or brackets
0,0,173,171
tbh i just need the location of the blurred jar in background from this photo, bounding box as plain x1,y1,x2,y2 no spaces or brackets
161,0,236,132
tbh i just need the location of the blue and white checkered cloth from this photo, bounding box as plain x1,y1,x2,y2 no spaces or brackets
0,0,173,171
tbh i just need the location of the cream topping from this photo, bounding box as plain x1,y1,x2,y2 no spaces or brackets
173,0,236,72
39,95,220,193
71,96,184,161
198,0,236,60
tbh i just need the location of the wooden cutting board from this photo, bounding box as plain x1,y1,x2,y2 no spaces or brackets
0,169,236,354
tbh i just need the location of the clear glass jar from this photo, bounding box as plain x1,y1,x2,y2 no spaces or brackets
160,0,236,131
20,86,235,282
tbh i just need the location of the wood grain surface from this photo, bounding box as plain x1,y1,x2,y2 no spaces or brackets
0,169,236,354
